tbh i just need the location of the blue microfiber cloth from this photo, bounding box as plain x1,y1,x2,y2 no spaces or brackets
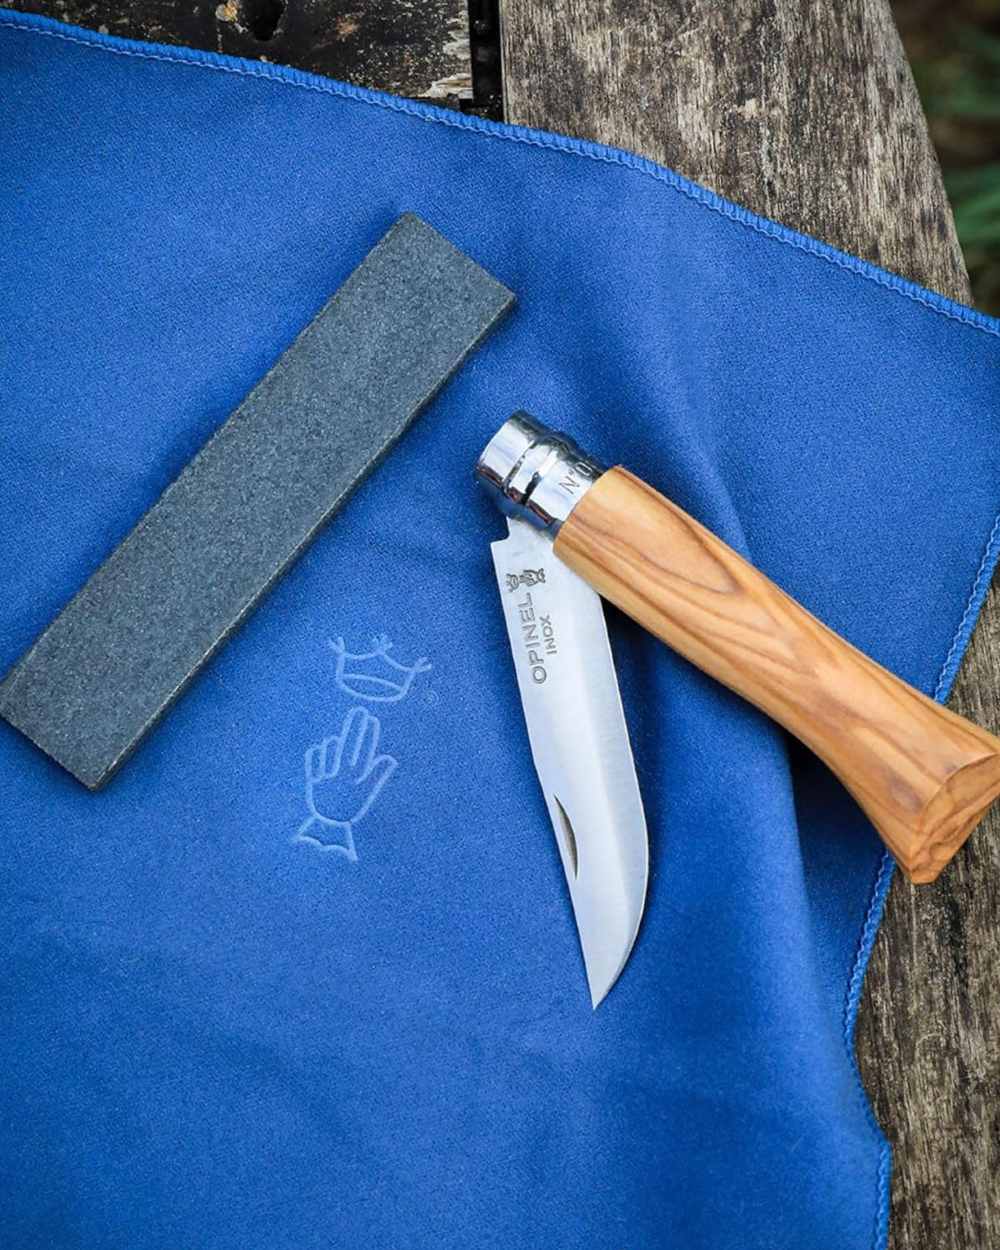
1,11,998,1249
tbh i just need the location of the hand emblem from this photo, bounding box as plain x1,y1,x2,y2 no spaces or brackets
292,707,398,861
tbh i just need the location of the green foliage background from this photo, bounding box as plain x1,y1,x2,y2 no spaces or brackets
897,1,1000,311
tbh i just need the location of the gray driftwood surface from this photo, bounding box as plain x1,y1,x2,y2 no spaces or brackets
501,3,1000,1247
7,0,999,1245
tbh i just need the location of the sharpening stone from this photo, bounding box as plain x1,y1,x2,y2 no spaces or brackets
0,214,514,789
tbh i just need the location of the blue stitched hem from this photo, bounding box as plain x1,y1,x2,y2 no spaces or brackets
3,5,1000,343
844,849,896,1250
5,11,1000,1249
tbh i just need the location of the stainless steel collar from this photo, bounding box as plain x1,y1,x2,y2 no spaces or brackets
474,412,606,535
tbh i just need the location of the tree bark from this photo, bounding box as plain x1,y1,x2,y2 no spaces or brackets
499,4,1000,1246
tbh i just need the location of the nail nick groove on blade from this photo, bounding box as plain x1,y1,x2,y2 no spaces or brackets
491,518,649,1007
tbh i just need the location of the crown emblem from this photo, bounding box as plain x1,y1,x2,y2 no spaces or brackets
505,568,546,592
328,634,432,703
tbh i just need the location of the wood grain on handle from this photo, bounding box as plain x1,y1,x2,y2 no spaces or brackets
554,467,1000,883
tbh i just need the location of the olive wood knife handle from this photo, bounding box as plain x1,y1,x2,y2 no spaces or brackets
554,466,1000,883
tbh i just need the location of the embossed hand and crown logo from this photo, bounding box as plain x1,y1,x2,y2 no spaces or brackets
293,635,432,862
328,633,431,703
505,568,546,592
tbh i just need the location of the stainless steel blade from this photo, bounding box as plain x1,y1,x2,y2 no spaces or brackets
491,517,649,1007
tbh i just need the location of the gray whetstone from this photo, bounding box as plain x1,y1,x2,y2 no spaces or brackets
0,214,514,789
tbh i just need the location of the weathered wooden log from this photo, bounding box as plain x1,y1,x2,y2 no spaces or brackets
500,3,1000,1245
